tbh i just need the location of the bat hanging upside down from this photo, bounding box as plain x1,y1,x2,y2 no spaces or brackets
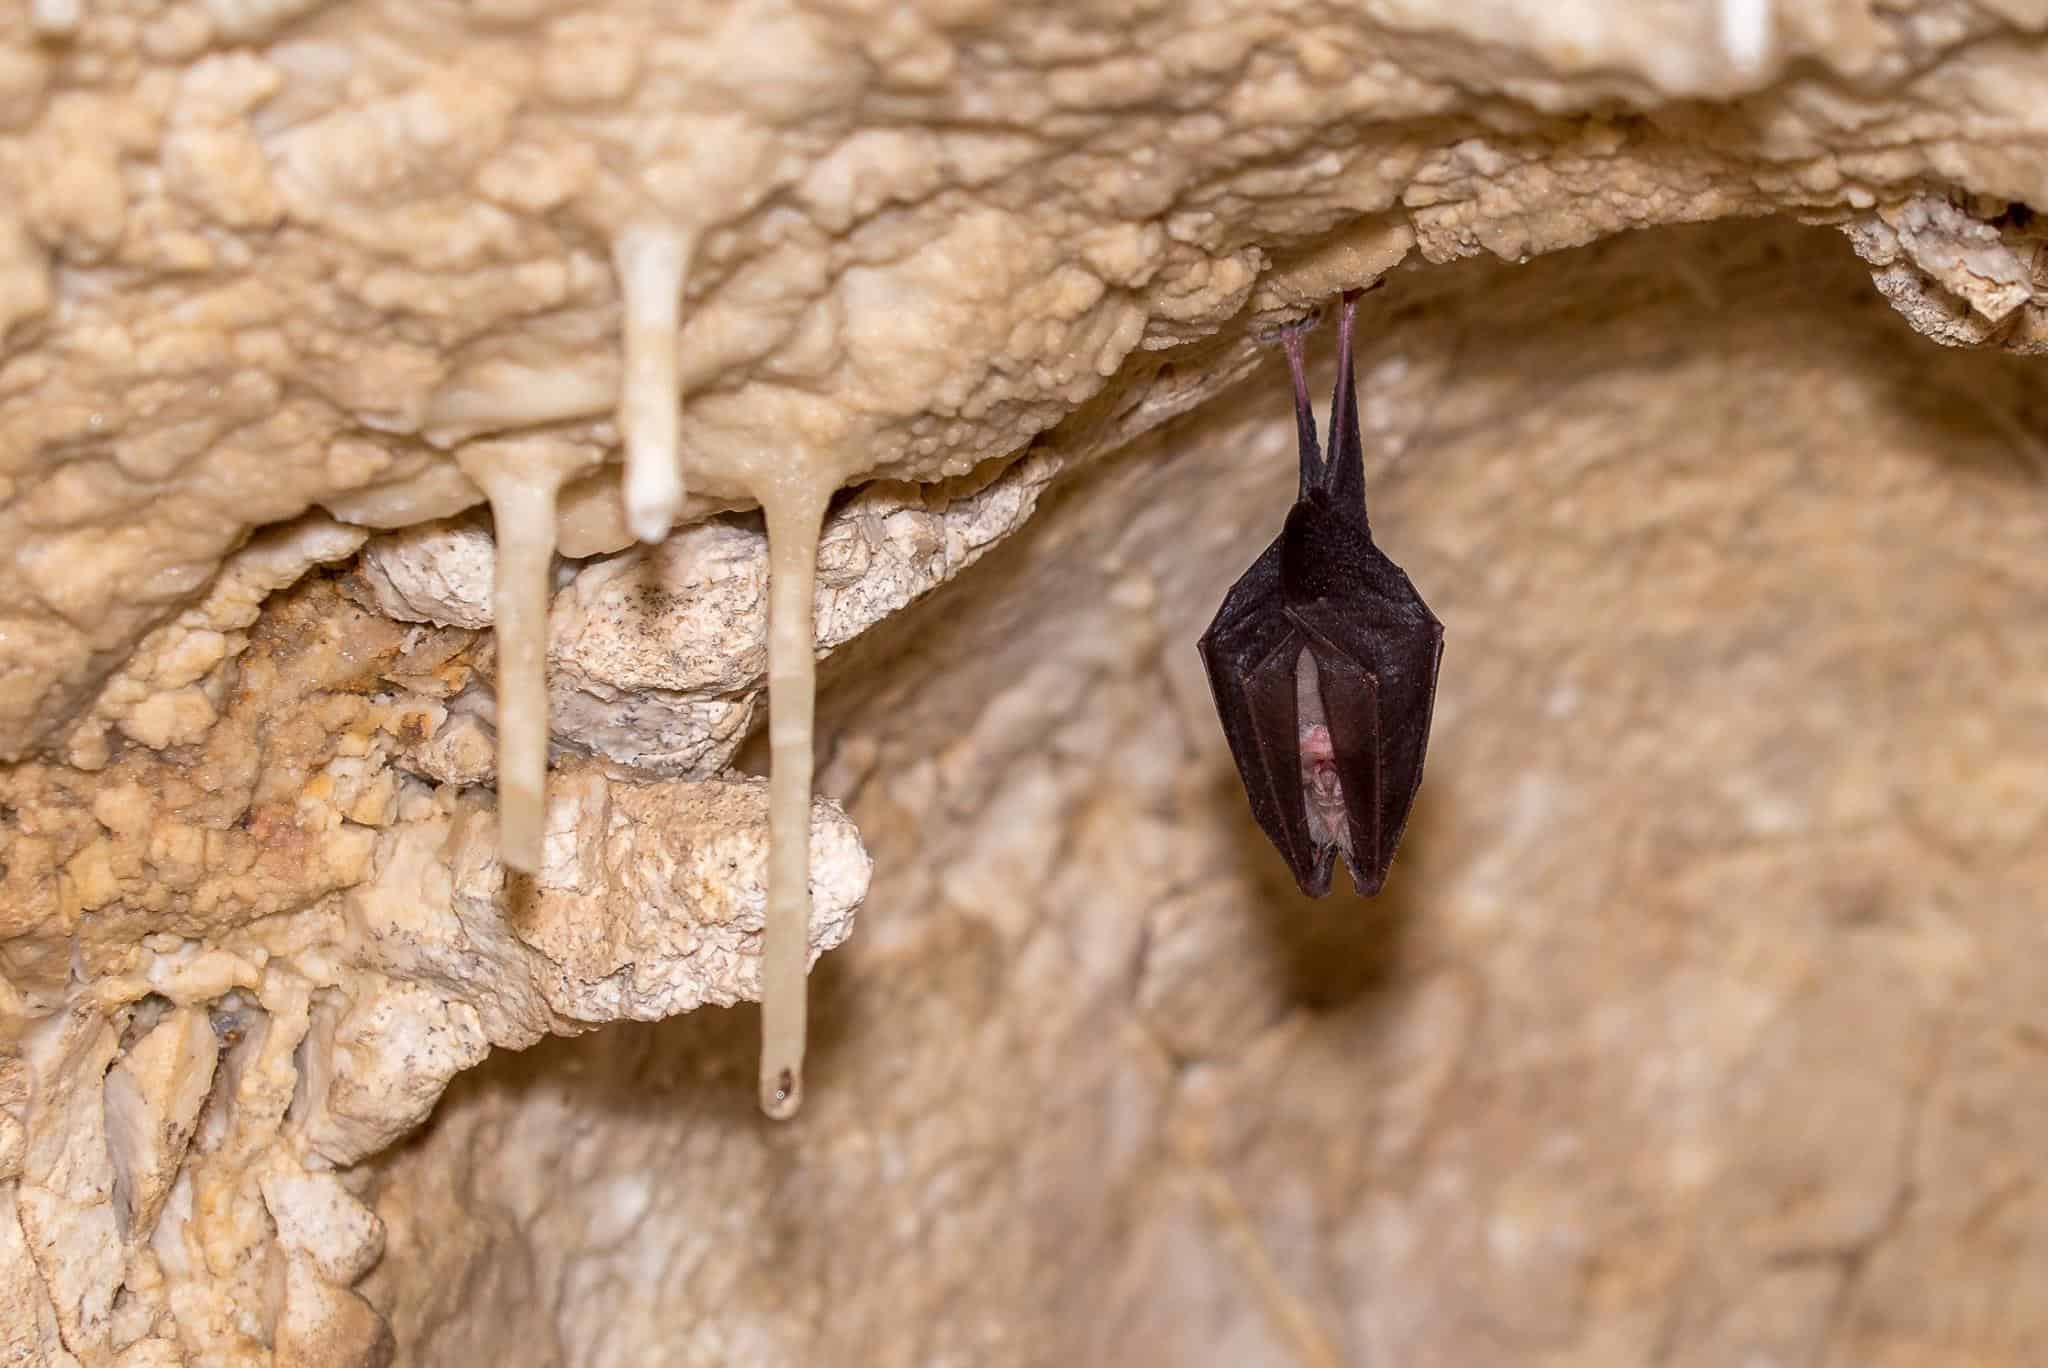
1197,289,1444,898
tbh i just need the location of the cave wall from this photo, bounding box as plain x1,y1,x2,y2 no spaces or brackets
364,221,2048,1367
6,2,2048,1365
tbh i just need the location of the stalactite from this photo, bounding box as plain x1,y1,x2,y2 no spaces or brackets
612,224,692,545
456,439,597,873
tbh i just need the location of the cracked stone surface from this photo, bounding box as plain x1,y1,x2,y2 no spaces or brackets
7,3,2048,1366
357,221,2048,1366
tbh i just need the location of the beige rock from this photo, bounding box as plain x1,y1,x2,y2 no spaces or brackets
354,453,1058,777
110,1339,186,1368
366,222,2048,1366
296,983,491,1171
342,519,498,631
16,1009,120,1361
7,4,2048,1366
4,564,869,1358
271,1252,393,1368
0,1184,78,1367
0,1,2038,762
103,1007,217,1241
338,766,868,1049
0,1052,25,1180
259,1170,384,1288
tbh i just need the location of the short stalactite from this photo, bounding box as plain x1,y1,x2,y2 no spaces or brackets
612,224,692,545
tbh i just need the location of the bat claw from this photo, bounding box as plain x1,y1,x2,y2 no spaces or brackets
1252,308,1322,349
1339,278,1388,307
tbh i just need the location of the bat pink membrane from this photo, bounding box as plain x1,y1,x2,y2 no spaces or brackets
1197,289,1444,897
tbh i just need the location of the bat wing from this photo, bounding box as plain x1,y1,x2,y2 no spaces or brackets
1288,568,1443,895
1197,540,1331,895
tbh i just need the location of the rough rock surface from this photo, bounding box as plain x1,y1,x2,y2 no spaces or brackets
343,453,1058,776
13,0,2048,760
1,578,868,1365
357,221,2048,1367
6,3,2048,1367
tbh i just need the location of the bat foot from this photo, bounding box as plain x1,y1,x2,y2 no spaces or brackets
1253,308,1322,349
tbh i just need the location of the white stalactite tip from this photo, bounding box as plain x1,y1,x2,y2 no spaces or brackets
455,441,596,875
757,488,830,1120
611,224,690,545
1718,0,1772,76
31,0,82,35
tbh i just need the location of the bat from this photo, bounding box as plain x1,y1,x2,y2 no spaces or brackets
1197,289,1444,897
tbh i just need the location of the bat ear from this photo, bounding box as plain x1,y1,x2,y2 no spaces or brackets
1324,288,1369,516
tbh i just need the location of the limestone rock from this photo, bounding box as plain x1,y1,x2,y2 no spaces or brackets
272,1253,394,1368
6,4,2048,1367
103,1006,216,1241
260,1169,384,1288
354,453,1058,777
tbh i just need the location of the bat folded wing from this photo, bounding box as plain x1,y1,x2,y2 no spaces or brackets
1287,589,1443,895
1197,541,1332,895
